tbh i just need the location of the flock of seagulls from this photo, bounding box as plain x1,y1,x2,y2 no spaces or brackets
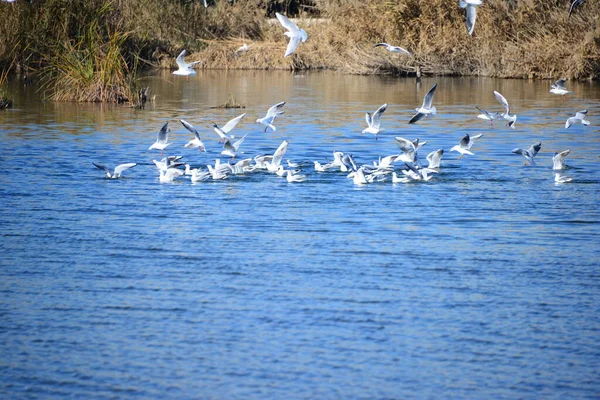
92,8,593,186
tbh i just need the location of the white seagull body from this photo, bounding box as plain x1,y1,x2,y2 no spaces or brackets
555,172,573,183
93,162,137,179
565,110,590,128
180,119,206,152
159,167,184,183
450,133,483,158
552,150,571,170
394,137,418,163
374,43,411,56
409,83,437,124
426,148,444,169
493,90,517,128
550,79,572,96
148,122,172,154
172,50,200,77
213,113,246,142
512,141,542,166
221,134,247,159
275,13,308,57
266,140,289,173
256,101,285,132
362,103,387,139
459,0,483,35
476,106,500,125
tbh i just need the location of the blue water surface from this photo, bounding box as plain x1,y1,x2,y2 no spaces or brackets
1,71,599,399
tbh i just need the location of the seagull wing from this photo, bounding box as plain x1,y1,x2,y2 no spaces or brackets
466,5,477,35
395,137,417,162
175,50,187,68
459,134,471,149
575,109,588,120
529,141,542,157
493,91,510,114
284,36,301,57
232,134,247,151
365,112,373,127
93,162,110,173
157,122,170,144
221,113,246,133
422,83,438,108
180,119,201,140
554,79,567,89
409,111,425,124
374,43,391,50
272,140,289,167
266,101,286,118
114,163,137,176
276,12,300,34
476,106,491,118
371,104,387,129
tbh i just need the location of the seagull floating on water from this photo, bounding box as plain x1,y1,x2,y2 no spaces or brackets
362,103,387,139
213,113,246,142
512,141,542,166
565,110,590,128
450,133,483,159
159,166,184,183
172,50,200,77
275,13,308,57
459,0,483,35
180,120,206,152
493,90,517,129
93,162,137,179
148,122,171,155
553,150,571,170
374,43,411,56
409,83,437,124
555,172,573,183
256,101,285,132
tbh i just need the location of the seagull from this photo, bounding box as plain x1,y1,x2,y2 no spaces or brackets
153,156,184,172
373,43,411,56
256,101,285,132
159,167,184,183
476,106,500,125
275,13,308,57
221,134,247,160
353,167,374,185
191,169,211,183
213,113,246,142
234,43,251,55
450,133,483,159
426,149,444,169
512,141,542,166
565,110,590,128
552,150,571,170
148,122,171,155
569,0,584,17
459,0,483,35
287,159,299,168
180,120,206,152
394,137,418,163
409,83,437,124
93,162,137,179
555,172,573,183
172,50,200,77
362,103,387,139
550,79,572,97
266,140,289,173
285,170,307,183
493,90,517,128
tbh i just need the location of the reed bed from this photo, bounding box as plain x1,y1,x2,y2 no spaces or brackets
0,0,597,103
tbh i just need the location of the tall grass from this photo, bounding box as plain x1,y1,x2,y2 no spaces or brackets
0,0,597,104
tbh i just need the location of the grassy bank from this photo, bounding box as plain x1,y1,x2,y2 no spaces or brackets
0,0,598,102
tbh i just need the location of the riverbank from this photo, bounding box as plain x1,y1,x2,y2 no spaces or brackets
0,0,598,103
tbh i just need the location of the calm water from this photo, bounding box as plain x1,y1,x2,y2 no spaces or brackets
1,71,600,399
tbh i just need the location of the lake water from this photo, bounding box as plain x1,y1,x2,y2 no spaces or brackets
1,70,599,399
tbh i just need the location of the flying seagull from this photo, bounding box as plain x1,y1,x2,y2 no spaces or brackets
221,134,248,160
550,79,572,97
409,83,437,124
374,43,411,56
275,13,308,57
565,110,590,128
459,0,483,35
256,101,285,132
213,113,246,142
493,90,517,128
476,106,500,125
450,133,483,159
180,120,206,152
172,50,200,77
512,141,542,166
148,122,171,155
362,103,387,139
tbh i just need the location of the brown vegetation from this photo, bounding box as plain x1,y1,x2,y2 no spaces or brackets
0,0,597,103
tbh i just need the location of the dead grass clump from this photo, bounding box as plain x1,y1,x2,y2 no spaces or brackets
214,93,246,109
